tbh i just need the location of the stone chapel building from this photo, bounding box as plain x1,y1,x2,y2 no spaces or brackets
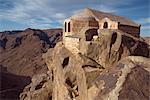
63,8,141,54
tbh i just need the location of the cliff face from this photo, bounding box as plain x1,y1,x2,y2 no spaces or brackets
79,29,149,68
20,30,150,100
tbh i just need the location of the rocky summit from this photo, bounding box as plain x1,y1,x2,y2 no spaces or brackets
0,0,149,99
19,29,150,100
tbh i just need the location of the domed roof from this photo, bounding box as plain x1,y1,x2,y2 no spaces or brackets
71,8,96,21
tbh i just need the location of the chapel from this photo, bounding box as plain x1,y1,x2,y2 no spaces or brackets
63,8,140,54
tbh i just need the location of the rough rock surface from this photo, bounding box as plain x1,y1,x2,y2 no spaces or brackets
20,71,53,100
82,29,149,68
31,42,149,100
94,56,150,100
20,30,150,100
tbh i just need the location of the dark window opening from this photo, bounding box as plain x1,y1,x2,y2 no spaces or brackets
62,57,69,68
85,29,98,41
68,22,71,32
103,22,108,28
65,22,67,32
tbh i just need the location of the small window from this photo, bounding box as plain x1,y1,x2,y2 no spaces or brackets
68,22,71,32
103,22,108,28
65,22,67,32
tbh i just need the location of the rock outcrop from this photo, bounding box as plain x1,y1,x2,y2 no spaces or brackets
81,29,149,68
31,45,148,100
20,71,53,100
20,30,150,100
94,56,150,100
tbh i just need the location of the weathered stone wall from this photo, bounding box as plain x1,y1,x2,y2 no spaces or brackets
119,24,140,37
64,19,99,35
99,18,118,29
64,36,80,54
63,19,99,54
88,20,99,28
71,19,88,34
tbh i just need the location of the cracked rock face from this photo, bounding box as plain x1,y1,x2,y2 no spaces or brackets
20,30,149,100
41,42,150,100
20,71,53,100
83,30,149,68
94,56,150,100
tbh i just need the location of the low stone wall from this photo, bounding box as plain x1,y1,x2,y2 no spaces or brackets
64,36,80,54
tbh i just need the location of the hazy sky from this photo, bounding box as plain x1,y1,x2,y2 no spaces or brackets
0,0,149,36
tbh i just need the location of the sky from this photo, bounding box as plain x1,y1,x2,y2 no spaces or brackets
0,0,149,36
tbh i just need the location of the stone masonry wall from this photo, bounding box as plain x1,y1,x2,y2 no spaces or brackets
99,18,118,29
88,20,99,28
64,36,80,54
119,24,140,37
71,19,88,34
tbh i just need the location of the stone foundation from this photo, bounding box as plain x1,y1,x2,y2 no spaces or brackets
64,36,80,54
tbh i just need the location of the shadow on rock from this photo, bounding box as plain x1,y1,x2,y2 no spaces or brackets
0,66,31,100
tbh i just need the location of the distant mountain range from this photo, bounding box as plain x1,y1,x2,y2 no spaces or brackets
0,28,62,99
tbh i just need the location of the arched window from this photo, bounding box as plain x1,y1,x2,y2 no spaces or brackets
68,22,71,32
103,22,108,28
65,22,67,32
